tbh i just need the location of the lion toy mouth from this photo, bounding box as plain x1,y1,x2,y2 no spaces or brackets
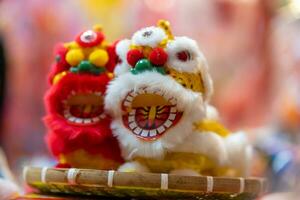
45,73,111,129
105,70,206,160
122,87,183,140
63,91,105,125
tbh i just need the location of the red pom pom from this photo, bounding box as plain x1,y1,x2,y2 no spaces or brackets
149,47,168,66
76,30,104,47
127,49,144,67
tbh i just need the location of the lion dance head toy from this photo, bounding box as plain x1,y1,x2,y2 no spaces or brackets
105,20,252,176
44,25,123,169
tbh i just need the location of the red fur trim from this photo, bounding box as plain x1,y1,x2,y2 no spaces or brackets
46,130,65,156
54,43,69,68
45,73,110,115
105,40,119,72
44,115,113,150
44,73,123,163
48,44,70,84
46,130,123,163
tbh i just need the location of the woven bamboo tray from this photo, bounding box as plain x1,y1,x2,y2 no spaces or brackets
23,167,267,200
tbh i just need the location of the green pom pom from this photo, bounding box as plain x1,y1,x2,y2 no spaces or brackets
128,58,168,76
131,59,167,75
135,59,152,71
78,61,93,72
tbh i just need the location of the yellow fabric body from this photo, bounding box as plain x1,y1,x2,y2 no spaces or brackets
194,119,230,137
59,149,121,170
134,152,215,174
132,121,237,175
134,152,240,176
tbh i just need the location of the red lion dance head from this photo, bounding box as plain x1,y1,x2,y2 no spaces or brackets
44,25,123,169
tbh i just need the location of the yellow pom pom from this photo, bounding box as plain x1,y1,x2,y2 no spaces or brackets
66,49,84,66
89,49,109,67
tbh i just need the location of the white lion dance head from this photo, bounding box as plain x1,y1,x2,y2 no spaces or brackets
105,20,213,160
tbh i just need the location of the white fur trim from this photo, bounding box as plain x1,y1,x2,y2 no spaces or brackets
116,39,131,58
205,104,219,120
105,71,205,159
132,26,167,48
225,131,253,177
175,130,252,175
166,37,213,101
114,63,131,77
114,39,131,76
175,131,229,165
105,71,204,118
199,58,213,102
118,161,150,173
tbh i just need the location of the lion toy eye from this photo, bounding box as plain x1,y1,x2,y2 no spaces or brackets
164,37,213,101
166,37,206,73
176,50,191,62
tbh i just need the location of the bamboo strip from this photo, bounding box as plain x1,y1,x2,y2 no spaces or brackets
24,167,267,195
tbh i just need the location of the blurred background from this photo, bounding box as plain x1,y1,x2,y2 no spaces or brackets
0,0,299,198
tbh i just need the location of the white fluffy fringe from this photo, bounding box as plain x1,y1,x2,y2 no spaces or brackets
114,39,131,76
105,71,205,159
